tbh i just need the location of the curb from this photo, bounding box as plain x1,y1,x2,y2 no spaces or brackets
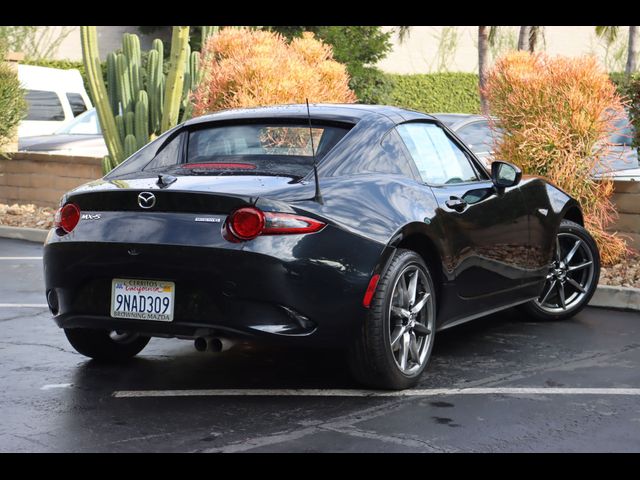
0,225,48,243
589,285,640,312
0,225,637,311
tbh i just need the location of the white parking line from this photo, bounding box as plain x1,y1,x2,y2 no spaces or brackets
0,257,43,260
0,304,48,308
41,383,73,391
112,387,640,398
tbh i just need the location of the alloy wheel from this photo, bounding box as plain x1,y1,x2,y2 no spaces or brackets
388,265,435,375
534,232,595,313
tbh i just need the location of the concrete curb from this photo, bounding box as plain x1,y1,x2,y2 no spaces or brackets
0,225,637,311
589,285,640,312
0,225,47,243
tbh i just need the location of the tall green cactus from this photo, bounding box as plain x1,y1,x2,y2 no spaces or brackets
161,26,190,133
83,26,210,174
80,26,123,172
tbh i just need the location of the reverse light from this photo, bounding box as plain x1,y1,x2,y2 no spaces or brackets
226,207,326,242
54,203,81,234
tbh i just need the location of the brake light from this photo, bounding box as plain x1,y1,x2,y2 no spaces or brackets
225,207,325,242
228,207,265,240
54,203,81,234
182,163,257,170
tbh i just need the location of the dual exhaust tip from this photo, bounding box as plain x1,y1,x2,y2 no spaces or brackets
194,336,228,353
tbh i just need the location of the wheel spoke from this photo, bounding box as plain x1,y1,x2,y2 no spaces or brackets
398,275,409,307
555,236,562,262
557,282,566,309
407,270,418,306
391,306,410,318
567,261,592,272
563,239,582,264
390,326,405,350
399,333,410,370
410,292,430,315
566,277,586,293
413,322,431,336
409,332,420,363
539,280,557,305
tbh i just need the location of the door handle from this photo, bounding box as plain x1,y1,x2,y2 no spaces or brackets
445,196,467,212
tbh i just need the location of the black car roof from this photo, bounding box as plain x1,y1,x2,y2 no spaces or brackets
183,103,437,126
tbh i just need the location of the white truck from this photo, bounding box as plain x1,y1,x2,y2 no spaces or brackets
18,64,93,138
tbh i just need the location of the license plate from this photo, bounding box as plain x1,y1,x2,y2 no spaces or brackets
110,278,175,322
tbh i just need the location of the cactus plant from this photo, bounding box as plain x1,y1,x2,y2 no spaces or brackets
82,26,209,174
161,26,190,133
80,26,124,172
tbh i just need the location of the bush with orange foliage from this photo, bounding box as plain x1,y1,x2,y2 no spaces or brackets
191,28,356,116
484,52,630,265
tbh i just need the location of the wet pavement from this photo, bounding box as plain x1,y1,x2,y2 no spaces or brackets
1,237,639,452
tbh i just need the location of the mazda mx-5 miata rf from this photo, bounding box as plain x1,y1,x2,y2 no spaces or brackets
43,104,600,389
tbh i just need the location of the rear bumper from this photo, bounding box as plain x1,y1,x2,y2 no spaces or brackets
43,226,385,347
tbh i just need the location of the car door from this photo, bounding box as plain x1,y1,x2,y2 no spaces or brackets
395,121,532,318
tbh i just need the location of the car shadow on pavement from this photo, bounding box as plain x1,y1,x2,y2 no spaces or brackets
66,308,534,394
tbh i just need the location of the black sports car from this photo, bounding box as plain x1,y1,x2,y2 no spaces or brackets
43,104,600,389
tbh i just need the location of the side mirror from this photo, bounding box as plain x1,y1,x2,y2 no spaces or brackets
491,161,522,189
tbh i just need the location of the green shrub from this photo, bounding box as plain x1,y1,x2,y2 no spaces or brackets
388,73,480,114
350,66,395,104
0,60,27,155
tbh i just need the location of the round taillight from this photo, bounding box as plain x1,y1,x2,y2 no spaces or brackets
55,203,81,234
228,207,265,240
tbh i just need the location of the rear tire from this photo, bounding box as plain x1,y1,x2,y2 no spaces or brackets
521,220,600,321
348,249,436,390
64,328,150,361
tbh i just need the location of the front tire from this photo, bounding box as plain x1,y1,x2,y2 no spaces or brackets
521,220,600,321
348,249,436,390
64,328,150,361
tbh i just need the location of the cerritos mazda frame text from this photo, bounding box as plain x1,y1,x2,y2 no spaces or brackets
43,104,600,389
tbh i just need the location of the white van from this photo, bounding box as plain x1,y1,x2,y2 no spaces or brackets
18,64,93,138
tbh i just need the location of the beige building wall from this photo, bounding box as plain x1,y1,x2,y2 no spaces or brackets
31,26,169,60
377,26,631,74
29,26,634,73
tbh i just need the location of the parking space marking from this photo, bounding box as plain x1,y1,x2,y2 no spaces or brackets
41,383,73,391
0,304,48,308
0,257,43,260
113,387,640,398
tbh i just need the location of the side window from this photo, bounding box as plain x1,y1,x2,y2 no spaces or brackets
396,122,479,185
456,121,494,154
104,129,177,178
143,132,184,171
66,93,88,117
25,90,65,121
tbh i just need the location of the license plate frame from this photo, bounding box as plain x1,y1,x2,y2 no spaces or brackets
110,278,175,322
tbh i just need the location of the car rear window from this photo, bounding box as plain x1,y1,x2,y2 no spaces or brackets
184,123,351,177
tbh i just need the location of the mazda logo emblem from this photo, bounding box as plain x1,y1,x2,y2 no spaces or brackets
137,192,156,209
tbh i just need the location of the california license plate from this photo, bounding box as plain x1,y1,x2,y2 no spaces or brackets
110,278,175,322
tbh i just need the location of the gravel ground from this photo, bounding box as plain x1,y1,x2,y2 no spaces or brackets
0,202,638,288
600,255,640,288
0,203,55,229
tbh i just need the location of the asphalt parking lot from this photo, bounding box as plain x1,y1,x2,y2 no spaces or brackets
1,236,639,452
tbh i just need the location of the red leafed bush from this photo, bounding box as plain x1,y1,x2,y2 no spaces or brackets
191,28,356,116
484,52,630,265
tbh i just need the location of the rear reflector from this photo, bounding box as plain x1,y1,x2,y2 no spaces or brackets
225,207,326,242
362,274,380,308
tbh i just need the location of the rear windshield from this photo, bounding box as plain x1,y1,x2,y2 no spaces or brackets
184,123,350,177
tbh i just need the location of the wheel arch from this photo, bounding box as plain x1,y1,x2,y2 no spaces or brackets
379,222,446,313
561,202,584,226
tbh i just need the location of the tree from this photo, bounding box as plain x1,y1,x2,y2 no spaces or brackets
595,26,638,74
518,26,529,50
265,26,394,104
478,26,490,114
